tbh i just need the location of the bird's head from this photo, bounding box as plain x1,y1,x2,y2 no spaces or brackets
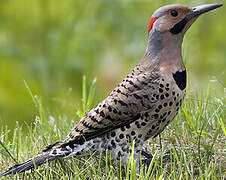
148,4,222,36
145,4,222,59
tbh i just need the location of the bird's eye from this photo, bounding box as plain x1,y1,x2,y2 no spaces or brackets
171,10,178,17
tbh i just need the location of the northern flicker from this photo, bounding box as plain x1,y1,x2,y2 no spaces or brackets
0,3,222,177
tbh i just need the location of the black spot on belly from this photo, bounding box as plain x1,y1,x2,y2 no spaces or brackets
173,70,186,90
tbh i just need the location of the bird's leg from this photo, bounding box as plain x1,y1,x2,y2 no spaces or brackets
158,134,174,162
158,134,173,161
141,150,153,159
141,150,153,166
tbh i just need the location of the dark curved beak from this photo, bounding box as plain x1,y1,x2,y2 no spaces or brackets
187,4,223,20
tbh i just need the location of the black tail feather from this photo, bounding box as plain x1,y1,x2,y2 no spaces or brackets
0,152,60,177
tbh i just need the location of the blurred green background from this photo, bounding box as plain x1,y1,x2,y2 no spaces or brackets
0,0,225,132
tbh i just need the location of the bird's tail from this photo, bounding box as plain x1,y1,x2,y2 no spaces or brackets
0,151,61,177
0,137,101,177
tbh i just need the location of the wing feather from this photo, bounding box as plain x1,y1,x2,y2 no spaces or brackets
44,65,160,151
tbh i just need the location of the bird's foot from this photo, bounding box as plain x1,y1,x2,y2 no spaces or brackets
141,149,174,167
161,149,174,163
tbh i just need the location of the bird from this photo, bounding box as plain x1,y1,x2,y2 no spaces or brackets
0,3,222,177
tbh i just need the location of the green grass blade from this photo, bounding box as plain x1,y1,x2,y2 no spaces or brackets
0,140,18,164
182,108,196,131
82,75,87,114
219,118,226,137
24,80,38,107
87,78,96,110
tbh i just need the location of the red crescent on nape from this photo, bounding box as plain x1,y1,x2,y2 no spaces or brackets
148,17,157,35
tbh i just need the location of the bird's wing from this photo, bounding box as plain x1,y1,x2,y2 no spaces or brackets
44,67,160,151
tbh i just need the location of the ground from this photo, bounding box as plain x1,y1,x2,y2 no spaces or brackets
0,79,225,179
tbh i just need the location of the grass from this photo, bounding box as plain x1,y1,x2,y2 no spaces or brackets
0,77,225,179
